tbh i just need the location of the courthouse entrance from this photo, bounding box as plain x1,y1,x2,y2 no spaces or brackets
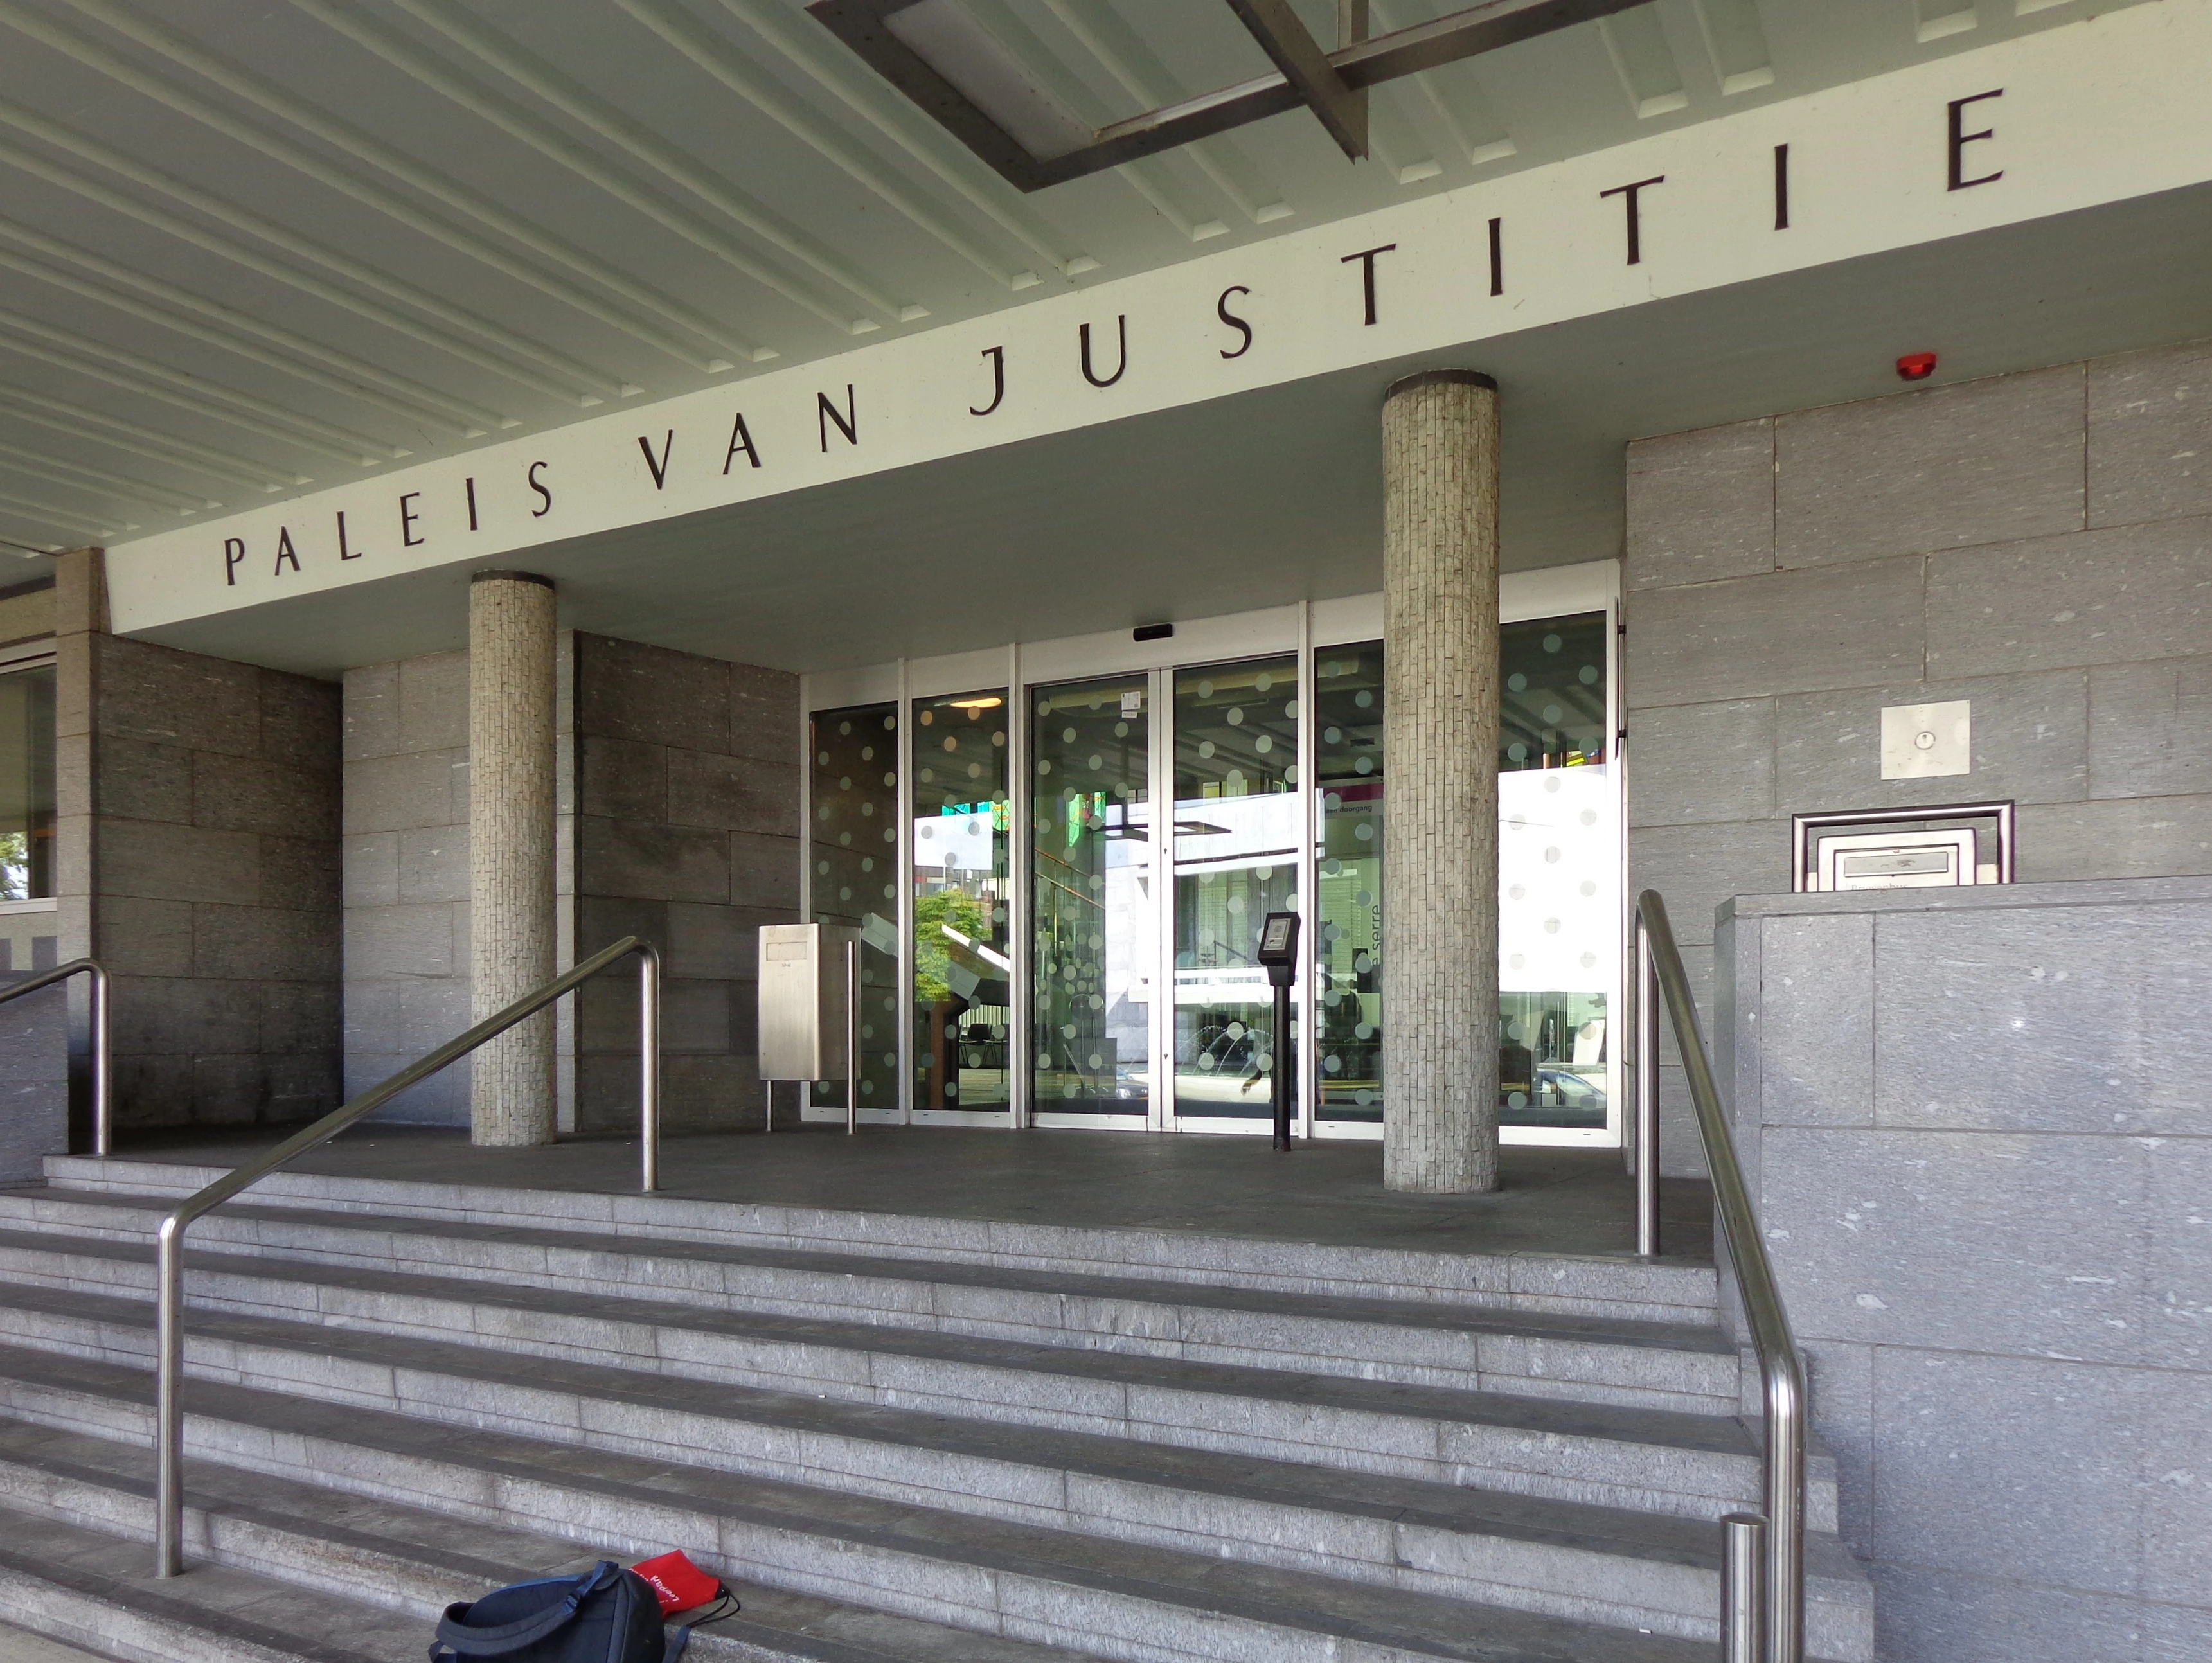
804,562,1620,1148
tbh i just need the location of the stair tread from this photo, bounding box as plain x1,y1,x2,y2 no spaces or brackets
0,1234,1755,1454
0,1339,1744,1662
0,1497,430,1663
0,1189,1730,1351
0,1421,1116,1663
0,1276,1753,1573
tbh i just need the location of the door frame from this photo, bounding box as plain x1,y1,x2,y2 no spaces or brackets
799,561,1624,1148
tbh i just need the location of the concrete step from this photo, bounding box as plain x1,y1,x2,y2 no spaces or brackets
0,1279,1878,1651
0,1414,1118,1663
0,1188,1738,1412
41,1156,1720,1325
0,1495,430,1663
0,1239,1836,1529
0,1342,1764,1663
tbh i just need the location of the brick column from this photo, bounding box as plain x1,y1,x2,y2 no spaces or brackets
468,571,557,1146
1380,370,1501,1193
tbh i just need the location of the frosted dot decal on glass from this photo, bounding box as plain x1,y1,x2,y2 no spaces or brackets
1314,642,1384,1124
808,700,899,1114
1497,610,1615,1130
1031,671,1152,1117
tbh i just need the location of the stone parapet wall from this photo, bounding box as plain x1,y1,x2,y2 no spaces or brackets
1717,878,2211,1663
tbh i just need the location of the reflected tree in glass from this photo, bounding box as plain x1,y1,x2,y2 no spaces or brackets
911,690,1010,1112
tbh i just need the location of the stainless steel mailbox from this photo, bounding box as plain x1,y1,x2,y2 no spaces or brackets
758,923,852,1080
758,923,859,1134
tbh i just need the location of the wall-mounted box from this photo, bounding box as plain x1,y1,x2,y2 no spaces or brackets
1791,801,2014,893
757,923,854,1081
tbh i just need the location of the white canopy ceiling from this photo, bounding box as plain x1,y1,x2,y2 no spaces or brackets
0,0,2140,560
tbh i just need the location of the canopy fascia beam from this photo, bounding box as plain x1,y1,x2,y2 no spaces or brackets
806,0,1647,192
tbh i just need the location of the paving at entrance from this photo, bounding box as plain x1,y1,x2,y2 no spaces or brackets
89,1124,1714,1265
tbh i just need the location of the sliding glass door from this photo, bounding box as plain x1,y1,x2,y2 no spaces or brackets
811,570,1623,1146
1170,655,1299,1126
1029,674,1154,1125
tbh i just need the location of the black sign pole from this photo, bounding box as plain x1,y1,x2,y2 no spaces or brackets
1256,911,1301,1152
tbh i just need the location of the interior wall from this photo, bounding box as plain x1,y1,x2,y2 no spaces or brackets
1625,337,2212,1173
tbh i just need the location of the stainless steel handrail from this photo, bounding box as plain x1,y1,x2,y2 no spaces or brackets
1633,891,1806,1663
0,957,111,1156
152,934,661,1578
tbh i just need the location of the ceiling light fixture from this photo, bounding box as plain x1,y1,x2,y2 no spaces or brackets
807,0,1645,191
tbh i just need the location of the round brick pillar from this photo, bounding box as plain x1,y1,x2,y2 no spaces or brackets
468,571,558,1146
1380,370,1501,1193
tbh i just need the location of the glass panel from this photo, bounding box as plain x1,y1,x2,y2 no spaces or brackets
1497,612,1615,1129
0,663,53,902
911,689,1011,1112
809,702,899,1112
1031,675,1152,1116
1313,643,1382,1123
1172,655,1299,1121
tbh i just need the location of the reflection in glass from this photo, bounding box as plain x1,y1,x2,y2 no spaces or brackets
0,664,53,901
1313,644,1382,1123
1031,675,1152,1116
1497,612,1614,1128
1172,656,1298,1121
912,690,1011,1112
810,702,898,1112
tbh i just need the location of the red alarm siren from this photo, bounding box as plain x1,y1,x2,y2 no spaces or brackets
1896,351,1938,382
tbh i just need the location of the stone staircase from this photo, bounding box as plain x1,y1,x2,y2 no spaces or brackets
0,1153,1874,1663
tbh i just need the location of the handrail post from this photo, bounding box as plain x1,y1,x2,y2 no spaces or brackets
89,963,112,1157
1765,1358,1806,1663
638,941,661,1193
1722,1512,1766,1663
154,1214,184,1578
1634,917,1660,1258
844,939,858,1136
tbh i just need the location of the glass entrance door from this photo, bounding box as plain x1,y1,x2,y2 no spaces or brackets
1169,655,1300,1127
1029,673,1154,1125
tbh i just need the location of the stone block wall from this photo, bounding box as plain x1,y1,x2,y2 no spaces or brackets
1625,341,2212,1174
341,649,475,1123
0,975,66,1182
55,547,341,1134
571,634,799,1135
343,632,796,1131
1717,880,2212,1663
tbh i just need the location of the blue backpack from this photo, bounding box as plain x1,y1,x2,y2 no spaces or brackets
430,1561,688,1662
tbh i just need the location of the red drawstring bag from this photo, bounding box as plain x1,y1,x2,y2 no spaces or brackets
629,1552,731,1620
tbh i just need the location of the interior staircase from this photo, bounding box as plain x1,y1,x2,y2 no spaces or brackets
0,1152,1874,1663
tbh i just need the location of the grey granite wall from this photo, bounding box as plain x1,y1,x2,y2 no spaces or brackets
87,633,342,1130
344,633,796,1131
0,974,66,1183
1717,878,2212,1663
1627,340,2212,1174
571,633,798,1135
